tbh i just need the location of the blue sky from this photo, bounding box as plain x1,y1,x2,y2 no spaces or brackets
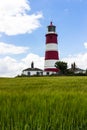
0,0,87,77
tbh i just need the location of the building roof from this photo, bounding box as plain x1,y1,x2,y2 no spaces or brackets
22,68,43,72
68,67,85,73
75,68,85,71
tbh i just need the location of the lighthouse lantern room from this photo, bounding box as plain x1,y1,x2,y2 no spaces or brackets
44,22,59,74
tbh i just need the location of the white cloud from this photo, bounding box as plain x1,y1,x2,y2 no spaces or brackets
0,56,24,77
84,42,87,49
62,53,87,69
0,53,44,77
0,0,43,35
22,53,44,69
0,42,29,54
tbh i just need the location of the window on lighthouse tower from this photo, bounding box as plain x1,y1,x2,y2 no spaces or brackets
48,26,55,32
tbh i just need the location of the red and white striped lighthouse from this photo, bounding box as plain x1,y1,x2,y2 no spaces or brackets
44,22,59,73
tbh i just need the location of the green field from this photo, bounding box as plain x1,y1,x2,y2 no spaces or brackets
0,76,87,130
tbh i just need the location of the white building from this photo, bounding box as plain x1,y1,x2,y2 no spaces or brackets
22,62,43,76
73,68,86,74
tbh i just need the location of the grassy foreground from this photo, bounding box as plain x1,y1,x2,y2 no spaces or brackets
0,76,87,130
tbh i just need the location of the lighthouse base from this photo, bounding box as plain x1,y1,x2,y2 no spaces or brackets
43,68,59,75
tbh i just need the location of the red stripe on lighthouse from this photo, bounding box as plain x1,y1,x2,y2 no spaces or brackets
44,68,59,72
45,51,58,60
46,34,58,43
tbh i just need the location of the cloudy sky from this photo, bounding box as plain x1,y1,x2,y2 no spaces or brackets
0,0,87,77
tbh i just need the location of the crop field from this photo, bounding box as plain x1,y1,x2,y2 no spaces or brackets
0,76,87,130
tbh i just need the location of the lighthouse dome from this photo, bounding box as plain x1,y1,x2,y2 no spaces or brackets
47,22,56,33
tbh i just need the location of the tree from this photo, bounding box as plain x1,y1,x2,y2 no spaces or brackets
55,61,67,74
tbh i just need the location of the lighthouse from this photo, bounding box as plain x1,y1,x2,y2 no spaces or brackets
44,22,59,74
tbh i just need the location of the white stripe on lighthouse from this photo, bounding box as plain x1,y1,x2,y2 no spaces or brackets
45,44,58,51
44,60,58,68
46,32,57,34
